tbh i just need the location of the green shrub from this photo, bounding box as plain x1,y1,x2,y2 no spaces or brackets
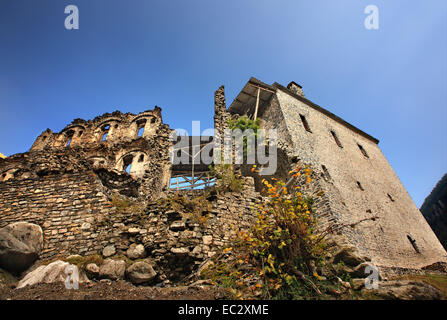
209,164,243,193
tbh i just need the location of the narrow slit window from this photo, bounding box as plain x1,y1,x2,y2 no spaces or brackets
407,235,421,253
357,181,364,191
138,154,144,162
330,131,343,148
358,144,369,158
299,114,312,133
321,165,331,180
387,193,395,202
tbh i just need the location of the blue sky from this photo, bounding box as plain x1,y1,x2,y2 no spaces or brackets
0,0,446,206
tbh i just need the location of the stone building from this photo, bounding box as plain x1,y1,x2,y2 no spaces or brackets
0,77,446,278
215,77,447,272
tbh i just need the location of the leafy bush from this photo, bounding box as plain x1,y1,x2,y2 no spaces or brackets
228,116,261,160
209,164,243,193
201,165,343,299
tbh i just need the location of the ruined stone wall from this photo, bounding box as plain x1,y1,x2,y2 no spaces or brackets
30,108,164,153
139,177,261,281
0,169,262,281
0,172,117,259
0,108,173,199
269,86,447,269
214,86,231,140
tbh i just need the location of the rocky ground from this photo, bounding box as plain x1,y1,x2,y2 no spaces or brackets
1,221,446,301
1,268,446,300
0,280,228,300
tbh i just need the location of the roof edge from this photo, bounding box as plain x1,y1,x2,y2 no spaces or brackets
272,82,380,145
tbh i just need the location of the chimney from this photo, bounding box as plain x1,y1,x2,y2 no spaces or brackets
287,81,305,98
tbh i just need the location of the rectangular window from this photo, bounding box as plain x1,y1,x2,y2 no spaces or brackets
358,144,369,158
299,114,312,133
331,130,343,148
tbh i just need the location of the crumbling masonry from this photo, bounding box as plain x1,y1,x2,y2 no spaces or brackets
0,77,446,280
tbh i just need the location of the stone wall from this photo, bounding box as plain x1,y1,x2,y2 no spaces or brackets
0,172,116,259
0,166,262,281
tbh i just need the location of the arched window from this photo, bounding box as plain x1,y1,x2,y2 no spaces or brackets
65,130,75,147
136,119,147,137
122,154,134,174
101,124,111,141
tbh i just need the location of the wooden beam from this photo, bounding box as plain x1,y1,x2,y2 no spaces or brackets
253,87,260,120
247,82,276,94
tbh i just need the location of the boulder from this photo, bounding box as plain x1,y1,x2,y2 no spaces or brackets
363,280,442,300
16,260,89,289
126,262,157,284
333,246,370,267
85,263,100,278
0,222,43,274
350,262,380,279
126,244,146,260
99,259,126,280
102,245,116,258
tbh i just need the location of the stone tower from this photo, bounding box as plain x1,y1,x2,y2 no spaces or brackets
216,77,447,272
